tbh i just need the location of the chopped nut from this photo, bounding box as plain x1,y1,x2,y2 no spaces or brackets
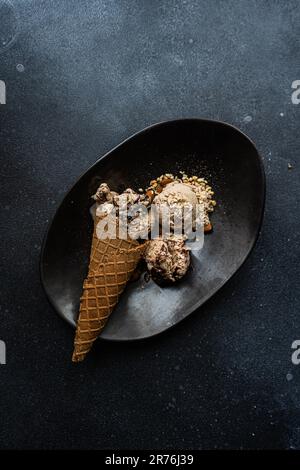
204,223,213,233
160,176,173,186
146,189,155,202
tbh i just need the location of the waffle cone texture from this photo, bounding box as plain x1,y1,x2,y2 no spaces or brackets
72,217,145,362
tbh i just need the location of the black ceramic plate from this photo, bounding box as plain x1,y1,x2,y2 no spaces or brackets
40,119,265,340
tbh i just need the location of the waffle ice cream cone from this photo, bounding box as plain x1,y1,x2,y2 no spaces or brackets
72,216,145,362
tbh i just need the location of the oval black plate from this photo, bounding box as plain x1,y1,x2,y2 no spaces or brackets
40,119,265,341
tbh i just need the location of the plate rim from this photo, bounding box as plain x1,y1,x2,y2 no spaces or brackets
40,117,266,341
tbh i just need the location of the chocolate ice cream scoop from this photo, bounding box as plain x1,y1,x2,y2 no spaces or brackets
144,237,190,284
92,183,119,204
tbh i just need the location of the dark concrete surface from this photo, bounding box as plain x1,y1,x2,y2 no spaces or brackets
0,0,300,449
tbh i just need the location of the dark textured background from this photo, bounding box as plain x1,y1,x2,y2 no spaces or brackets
0,0,300,450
